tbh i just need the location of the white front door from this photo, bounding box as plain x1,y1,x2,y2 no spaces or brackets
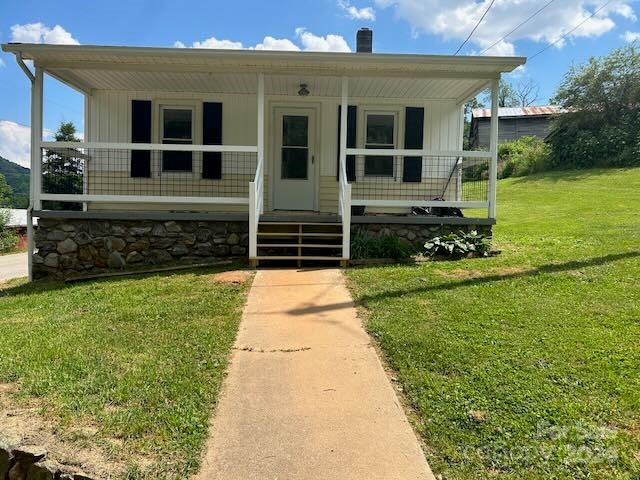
273,107,317,211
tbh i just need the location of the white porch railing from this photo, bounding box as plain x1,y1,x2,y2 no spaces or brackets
37,141,258,208
346,148,492,211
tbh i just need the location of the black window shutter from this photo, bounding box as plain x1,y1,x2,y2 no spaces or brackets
202,102,223,179
131,100,151,178
403,107,424,183
336,105,357,182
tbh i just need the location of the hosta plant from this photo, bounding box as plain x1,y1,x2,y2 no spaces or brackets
424,230,491,258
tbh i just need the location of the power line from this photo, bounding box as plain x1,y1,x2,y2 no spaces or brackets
454,0,497,55
480,0,556,55
528,0,616,61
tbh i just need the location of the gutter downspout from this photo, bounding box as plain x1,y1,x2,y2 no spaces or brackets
15,53,35,282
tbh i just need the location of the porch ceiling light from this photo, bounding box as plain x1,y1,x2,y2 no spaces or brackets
298,83,310,96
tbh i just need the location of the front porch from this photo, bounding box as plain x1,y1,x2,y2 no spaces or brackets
2,43,524,278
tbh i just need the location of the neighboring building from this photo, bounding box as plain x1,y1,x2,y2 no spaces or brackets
469,105,563,148
5,209,36,230
2,29,525,279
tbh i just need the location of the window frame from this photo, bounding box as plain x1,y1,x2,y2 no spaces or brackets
363,110,398,178
160,104,195,173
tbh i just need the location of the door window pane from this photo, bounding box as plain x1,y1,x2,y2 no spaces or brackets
162,107,193,171
283,115,308,147
282,148,308,179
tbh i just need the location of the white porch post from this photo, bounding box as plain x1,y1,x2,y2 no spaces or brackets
339,76,351,261
26,66,43,282
339,77,348,183
257,73,265,214
488,76,500,220
32,66,43,211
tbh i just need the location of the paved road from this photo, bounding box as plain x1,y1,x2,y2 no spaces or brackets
195,268,434,480
0,252,27,282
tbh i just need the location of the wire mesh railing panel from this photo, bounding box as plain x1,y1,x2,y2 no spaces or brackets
348,155,489,203
41,147,257,200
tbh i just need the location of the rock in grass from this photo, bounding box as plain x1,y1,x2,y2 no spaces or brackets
467,410,488,423
26,461,57,480
0,445,13,479
11,445,47,463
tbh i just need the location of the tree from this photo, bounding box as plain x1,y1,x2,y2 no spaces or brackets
0,173,18,253
552,44,640,121
483,80,518,108
42,121,83,211
514,78,540,107
547,44,640,169
0,173,12,207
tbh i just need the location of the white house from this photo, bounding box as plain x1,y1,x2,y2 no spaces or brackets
2,29,525,279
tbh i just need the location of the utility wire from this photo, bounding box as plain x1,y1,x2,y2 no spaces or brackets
529,0,615,61
454,0,497,55
480,0,556,55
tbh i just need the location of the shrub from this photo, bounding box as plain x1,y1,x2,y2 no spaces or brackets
0,209,18,253
351,229,414,260
424,230,491,258
498,136,551,179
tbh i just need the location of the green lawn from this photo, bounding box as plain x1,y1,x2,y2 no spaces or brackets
347,168,640,479
0,267,250,479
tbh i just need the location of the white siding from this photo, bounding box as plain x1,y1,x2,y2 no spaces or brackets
86,90,463,213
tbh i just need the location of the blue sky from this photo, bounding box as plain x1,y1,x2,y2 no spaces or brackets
0,0,638,166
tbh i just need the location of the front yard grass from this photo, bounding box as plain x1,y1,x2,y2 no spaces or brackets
347,168,640,479
0,266,251,479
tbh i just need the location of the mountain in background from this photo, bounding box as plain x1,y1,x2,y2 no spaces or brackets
0,156,30,208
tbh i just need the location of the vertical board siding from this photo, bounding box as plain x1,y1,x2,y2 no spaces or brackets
88,92,463,213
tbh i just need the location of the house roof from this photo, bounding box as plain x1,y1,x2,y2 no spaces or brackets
2,43,526,101
472,105,564,119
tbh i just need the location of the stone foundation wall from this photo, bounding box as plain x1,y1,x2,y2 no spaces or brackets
0,441,95,480
34,218,249,279
351,222,492,250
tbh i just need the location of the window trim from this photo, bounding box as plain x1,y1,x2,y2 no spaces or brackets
363,110,398,178
160,104,195,173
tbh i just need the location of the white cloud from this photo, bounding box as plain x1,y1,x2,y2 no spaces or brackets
295,28,352,52
254,36,300,51
193,36,244,49
338,0,376,21
0,121,54,168
10,22,79,45
375,0,636,55
0,58,5,67
621,30,640,42
175,30,351,53
0,121,32,168
174,35,299,51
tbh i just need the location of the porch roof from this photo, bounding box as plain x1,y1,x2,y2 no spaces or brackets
2,43,525,101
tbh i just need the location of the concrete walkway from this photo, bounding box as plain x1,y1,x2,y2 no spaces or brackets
0,252,27,282
196,268,434,480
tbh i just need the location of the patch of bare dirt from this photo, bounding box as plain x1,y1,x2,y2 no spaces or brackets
0,382,141,479
209,270,253,284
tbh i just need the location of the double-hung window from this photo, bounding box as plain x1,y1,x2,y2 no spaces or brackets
364,113,396,177
161,106,193,172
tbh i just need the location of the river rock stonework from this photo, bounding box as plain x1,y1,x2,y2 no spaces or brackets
351,222,492,250
34,218,249,279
